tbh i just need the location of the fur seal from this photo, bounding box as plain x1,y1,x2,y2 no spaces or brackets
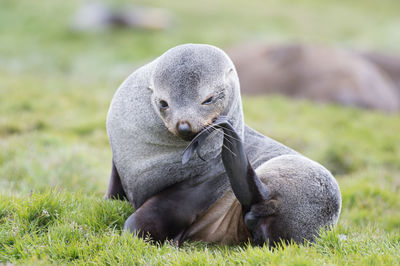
228,43,400,113
105,43,341,246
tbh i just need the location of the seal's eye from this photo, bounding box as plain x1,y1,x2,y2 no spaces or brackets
202,96,214,105
159,100,169,110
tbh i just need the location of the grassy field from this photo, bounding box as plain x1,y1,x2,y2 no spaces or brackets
1,0,400,264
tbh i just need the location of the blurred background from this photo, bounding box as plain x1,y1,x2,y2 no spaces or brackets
0,0,399,231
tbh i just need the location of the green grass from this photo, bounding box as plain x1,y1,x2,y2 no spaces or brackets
1,190,399,264
1,0,400,264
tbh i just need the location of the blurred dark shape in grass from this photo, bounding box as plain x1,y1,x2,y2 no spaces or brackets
1,0,400,80
70,2,174,33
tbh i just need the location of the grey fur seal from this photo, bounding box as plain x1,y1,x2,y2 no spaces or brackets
105,43,341,246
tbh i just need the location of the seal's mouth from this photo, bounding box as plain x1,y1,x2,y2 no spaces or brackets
179,133,197,142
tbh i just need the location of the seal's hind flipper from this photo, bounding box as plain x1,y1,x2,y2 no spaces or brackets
183,115,269,212
181,116,230,165
217,120,269,212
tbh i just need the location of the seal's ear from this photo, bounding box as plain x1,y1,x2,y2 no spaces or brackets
224,68,237,89
224,68,234,80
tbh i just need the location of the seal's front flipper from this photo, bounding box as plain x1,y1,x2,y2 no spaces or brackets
104,160,127,200
123,174,220,245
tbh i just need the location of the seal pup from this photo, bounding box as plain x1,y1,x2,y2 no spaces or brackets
105,43,341,245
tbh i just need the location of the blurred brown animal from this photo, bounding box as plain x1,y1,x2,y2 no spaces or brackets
361,51,400,93
227,43,400,113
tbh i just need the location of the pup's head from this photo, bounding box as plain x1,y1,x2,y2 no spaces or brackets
149,44,239,141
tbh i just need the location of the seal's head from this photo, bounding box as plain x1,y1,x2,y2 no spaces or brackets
149,44,241,141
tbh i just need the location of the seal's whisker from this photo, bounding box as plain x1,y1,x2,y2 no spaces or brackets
222,143,237,157
208,124,242,142
207,124,228,139
219,130,242,143
216,126,237,134
217,130,235,146
209,123,237,134
211,130,241,145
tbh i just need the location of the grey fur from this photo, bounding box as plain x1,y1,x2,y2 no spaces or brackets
107,44,244,209
106,43,341,243
255,154,341,243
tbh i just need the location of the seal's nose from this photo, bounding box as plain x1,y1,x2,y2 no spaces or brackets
176,121,193,139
